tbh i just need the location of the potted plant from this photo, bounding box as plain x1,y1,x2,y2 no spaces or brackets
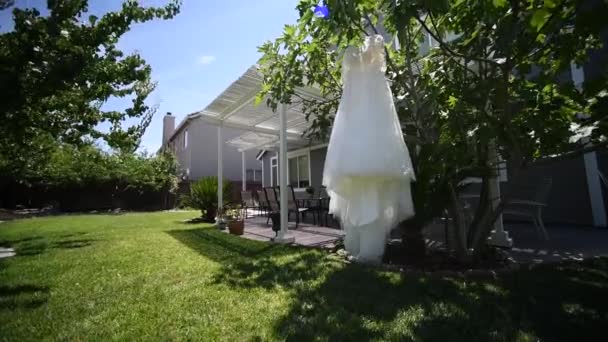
223,204,245,235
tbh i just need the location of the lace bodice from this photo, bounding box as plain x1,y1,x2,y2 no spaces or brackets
342,34,387,81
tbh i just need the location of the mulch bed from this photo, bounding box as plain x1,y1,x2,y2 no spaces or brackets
330,239,519,279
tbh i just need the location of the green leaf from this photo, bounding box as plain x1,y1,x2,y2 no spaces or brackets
530,9,550,31
284,25,296,37
447,95,458,108
254,92,265,106
492,0,507,8
544,0,558,9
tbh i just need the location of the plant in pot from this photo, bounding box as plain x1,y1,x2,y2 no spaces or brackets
223,204,245,235
188,176,232,223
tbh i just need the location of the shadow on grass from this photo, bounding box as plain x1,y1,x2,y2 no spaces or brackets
168,228,284,261
58,232,88,239
53,239,96,249
5,235,97,257
169,227,608,341
0,284,49,310
0,236,43,248
178,217,215,225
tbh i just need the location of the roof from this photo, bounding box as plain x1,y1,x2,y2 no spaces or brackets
167,114,196,143
167,65,327,152
255,150,267,160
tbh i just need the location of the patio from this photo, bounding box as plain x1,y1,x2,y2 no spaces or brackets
424,221,608,264
228,214,344,249
232,211,608,264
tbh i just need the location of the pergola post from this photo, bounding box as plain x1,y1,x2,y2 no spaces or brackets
487,140,513,247
275,103,294,243
241,151,246,192
571,62,606,227
217,124,223,223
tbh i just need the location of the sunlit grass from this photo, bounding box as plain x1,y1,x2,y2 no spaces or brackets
1,211,606,341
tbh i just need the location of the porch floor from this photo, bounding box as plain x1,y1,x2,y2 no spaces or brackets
424,221,608,263
227,212,608,264
231,215,344,248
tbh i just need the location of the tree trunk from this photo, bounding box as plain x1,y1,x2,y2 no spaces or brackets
447,183,470,262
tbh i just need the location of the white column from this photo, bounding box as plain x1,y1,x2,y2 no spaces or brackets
584,150,607,227
261,158,265,187
487,141,513,247
241,151,246,192
217,125,223,223
571,62,607,227
275,103,294,243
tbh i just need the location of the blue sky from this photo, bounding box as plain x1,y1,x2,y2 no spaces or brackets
1,0,300,152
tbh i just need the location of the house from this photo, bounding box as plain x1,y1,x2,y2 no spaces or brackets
161,112,262,185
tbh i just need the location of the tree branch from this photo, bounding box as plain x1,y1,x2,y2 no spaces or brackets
415,13,500,66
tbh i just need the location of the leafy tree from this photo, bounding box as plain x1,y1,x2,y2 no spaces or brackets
258,0,608,261
0,0,181,178
40,144,179,194
0,0,14,11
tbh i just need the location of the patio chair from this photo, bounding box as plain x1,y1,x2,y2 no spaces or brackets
503,177,553,240
263,187,280,225
287,185,309,228
317,187,331,227
241,191,259,218
253,189,268,217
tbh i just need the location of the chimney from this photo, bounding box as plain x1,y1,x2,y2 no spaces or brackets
162,112,175,145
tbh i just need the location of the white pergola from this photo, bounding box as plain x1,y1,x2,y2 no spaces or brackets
187,64,532,246
190,65,325,243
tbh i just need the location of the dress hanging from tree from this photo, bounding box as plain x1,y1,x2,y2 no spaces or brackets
323,34,416,263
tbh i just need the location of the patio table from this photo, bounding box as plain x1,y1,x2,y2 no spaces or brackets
297,197,330,226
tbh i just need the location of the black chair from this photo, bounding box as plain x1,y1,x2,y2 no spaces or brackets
253,189,268,217
317,187,331,227
263,186,309,228
263,187,280,225
241,190,260,218
287,185,309,228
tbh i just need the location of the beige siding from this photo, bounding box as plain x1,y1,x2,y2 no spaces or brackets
171,118,259,181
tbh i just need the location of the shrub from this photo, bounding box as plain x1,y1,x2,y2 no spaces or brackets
0,144,181,211
188,177,232,222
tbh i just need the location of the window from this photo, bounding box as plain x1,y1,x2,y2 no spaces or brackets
254,169,262,182
183,129,188,149
288,154,310,188
271,156,278,186
247,169,262,182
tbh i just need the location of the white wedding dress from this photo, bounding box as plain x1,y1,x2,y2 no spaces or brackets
323,35,416,263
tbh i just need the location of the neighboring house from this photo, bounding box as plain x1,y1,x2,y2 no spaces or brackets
161,112,262,183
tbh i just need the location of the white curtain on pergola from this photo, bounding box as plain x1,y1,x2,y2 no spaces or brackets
189,65,324,242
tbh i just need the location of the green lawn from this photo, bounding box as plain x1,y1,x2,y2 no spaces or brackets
0,211,607,341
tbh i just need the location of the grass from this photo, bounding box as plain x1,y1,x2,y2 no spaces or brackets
0,211,607,341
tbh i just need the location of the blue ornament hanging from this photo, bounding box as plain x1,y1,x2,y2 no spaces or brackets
313,4,329,18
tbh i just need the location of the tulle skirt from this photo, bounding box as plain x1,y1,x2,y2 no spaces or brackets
327,176,414,262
